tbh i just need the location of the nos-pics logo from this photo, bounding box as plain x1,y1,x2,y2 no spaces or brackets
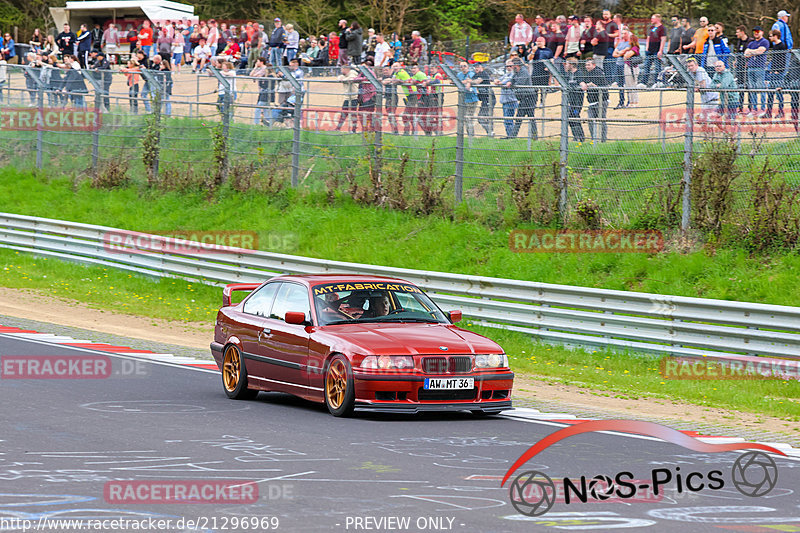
501,420,783,517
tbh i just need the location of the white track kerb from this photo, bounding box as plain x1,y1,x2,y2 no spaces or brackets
2,212,800,368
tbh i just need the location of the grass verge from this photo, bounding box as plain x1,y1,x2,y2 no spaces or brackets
4,166,800,305
1,247,797,422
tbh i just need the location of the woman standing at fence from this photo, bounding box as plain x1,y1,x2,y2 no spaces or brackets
624,33,640,107
121,59,141,113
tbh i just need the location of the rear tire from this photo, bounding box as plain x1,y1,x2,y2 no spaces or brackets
324,355,355,417
221,344,258,400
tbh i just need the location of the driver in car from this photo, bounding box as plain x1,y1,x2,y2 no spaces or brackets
361,293,391,318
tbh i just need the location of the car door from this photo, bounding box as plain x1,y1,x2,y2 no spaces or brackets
260,281,312,389
237,281,280,382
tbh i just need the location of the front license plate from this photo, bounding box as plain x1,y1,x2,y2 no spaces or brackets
424,377,474,390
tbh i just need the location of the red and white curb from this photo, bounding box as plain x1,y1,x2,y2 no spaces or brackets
0,324,219,371
2,323,799,458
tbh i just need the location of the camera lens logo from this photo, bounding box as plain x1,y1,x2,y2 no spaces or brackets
509,471,555,517
587,474,615,500
731,451,778,497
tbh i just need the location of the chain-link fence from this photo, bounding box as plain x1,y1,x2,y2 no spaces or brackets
0,51,799,229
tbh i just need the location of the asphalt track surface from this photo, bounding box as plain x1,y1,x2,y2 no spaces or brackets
1,331,799,532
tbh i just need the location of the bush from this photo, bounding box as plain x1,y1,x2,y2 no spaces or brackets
506,161,561,225
738,159,800,253
690,140,739,237
91,159,131,190
229,161,287,195
574,198,602,229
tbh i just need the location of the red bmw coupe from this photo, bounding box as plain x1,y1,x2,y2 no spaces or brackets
211,274,514,416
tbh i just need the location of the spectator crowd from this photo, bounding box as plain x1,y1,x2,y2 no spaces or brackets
0,9,797,136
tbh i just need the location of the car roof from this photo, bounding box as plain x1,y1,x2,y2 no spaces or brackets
268,274,416,287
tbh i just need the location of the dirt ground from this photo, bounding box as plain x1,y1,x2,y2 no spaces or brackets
1,286,796,439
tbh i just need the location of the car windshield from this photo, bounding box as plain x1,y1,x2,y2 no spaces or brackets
312,281,449,326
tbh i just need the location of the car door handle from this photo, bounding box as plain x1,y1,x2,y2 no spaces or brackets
258,328,272,341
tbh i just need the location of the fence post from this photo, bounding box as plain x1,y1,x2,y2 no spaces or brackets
667,55,695,232
543,61,570,222
80,69,106,173
793,51,800,139
140,69,163,183
23,66,47,170
358,65,385,178
277,64,305,188
440,64,465,205
208,66,232,183
36,82,44,169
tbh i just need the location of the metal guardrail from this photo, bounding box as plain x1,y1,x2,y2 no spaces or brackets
0,211,798,363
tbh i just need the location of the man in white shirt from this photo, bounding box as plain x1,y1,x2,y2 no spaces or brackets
509,14,533,52
192,38,211,72
374,33,391,68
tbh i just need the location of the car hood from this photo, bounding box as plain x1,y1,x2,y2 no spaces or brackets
320,322,503,356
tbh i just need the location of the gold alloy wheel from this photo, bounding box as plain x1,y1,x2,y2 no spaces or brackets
222,346,241,392
326,359,348,409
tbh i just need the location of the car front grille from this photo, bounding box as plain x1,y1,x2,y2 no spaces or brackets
421,356,472,374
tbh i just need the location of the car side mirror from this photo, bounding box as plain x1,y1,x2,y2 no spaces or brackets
285,311,307,325
449,310,463,323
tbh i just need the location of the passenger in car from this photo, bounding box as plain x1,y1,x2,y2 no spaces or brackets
361,294,391,318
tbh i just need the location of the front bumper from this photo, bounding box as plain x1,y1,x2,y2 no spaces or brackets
354,400,512,414
352,370,514,411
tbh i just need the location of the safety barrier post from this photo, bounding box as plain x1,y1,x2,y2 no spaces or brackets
667,55,695,232
81,68,106,173
358,65,385,180
543,61,569,223
440,64,464,205
140,68,163,183
277,64,305,188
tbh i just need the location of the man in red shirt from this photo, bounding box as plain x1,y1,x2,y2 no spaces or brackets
138,20,154,57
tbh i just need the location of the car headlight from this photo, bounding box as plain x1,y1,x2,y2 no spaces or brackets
360,355,415,370
475,353,509,369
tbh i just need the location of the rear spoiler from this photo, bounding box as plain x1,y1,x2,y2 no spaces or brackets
222,283,261,307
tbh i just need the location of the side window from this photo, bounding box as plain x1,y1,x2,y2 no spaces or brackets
270,283,311,323
242,282,279,317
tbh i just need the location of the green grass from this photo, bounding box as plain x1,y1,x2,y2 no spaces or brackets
1,247,797,422
3,166,800,305
3,113,799,225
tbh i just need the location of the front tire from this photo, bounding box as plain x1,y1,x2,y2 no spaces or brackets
221,344,258,400
324,355,355,417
